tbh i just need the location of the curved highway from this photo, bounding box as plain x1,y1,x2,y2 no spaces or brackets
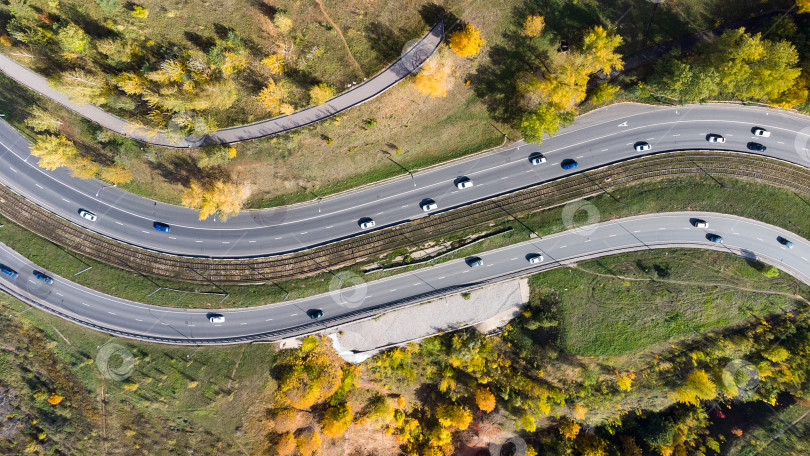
1,104,809,258
0,212,807,344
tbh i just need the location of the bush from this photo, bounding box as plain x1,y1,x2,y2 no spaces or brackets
131,5,149,18
95,0,120,14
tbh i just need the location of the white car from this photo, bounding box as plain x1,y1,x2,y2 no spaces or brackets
752,127,771,137
706,134,725,143
79,209,97,222
421,201,438,212
359,219,376,229
529,153,547,165
456,178,473,189
692,219,708,228
634,142,651,151
528,254,544,264
208,314,225,323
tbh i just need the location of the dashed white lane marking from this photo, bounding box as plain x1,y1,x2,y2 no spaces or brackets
275,236,282,239
35,183,42,189
141,230,148,233
601,148,609,152
135,319,143,322
389,288,397,292
633,230,641,233
511,257,518,260
802,257,808,261
672,134,680,137
757,237,763,241
249,240,256,243
195,240,203,243
576,155,584,158
81,302,89,306
437,276,445,280
240,322,247,325
108,311,116,315
299,232,307,235
266,318,273,321
115,221,123,225
188,324,195,327
324,226,333,229
658,227,666,230
61,198,70,203
56,292,63,296
290,313,298,316
168,236,176,239
585,239,591,242
9,167,16,173
222,241,230,244
560,245,567,248
401,204,409,208
500,176,509,180
609,234,616,237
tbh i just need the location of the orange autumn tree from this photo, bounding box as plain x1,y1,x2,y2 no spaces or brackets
448,24,484,57
413,53,453,97
474,387,496,413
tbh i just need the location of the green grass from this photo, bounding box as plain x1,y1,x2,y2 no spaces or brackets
529,248,809,357
0,293,275,454
725,400,810,456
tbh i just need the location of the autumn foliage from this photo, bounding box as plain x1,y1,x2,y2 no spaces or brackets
448,24,484,58
181,179,250,220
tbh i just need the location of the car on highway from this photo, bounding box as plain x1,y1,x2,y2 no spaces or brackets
466,256,483,267
0,265,18,278
33,270,53,285
153,222,171,232
528,152,547,165
706,134,725,143
455,177,473,189
692,219,708,228
752,127,771,137
359,218,376,229
307,309,324,319
420,199,438,212
527,253,544,264
777,236,794,248
207,313,225,323
707,234,724,244
561,159,578,170
634,141,652,151
747,142,766,152
78,209,97,222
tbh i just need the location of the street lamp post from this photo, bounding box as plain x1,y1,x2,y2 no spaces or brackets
95,184,117,197
381,151,416,187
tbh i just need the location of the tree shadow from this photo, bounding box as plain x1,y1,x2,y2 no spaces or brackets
149,155,226,187
363,21,423,67
418,3,460,29
184,31,217,53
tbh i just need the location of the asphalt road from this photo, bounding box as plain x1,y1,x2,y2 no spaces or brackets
1,103,809,258
1,212,807,344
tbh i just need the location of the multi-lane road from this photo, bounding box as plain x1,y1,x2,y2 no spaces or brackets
1,103,810,258
1,212,806,344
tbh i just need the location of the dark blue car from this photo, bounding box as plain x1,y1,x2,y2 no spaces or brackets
561,159,578,170
33,270,54,285
0,264,18,278
153,222,171,233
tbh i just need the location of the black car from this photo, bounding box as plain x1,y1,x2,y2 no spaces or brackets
747,142,766,152
307,309,324,319
707,233,724,244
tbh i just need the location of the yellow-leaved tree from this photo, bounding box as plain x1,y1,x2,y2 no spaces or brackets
448,24,484,57
257,79,294,115
274,432,296,456
321,402,353,437
309,83,336,105
100,165,133,185
273,336,345,410
181,180,250,220
30,135,78,171
436,403,472,430
474,387,496,413
295,429,321,456
670,369,717,405
413,55,453,98
522,15,545,37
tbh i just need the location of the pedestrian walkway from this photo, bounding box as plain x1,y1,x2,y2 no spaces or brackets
0,21,444,148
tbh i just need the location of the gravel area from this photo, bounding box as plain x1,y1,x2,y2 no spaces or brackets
328,278,529,362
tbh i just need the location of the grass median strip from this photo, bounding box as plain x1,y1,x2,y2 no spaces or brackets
1,172,810,309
